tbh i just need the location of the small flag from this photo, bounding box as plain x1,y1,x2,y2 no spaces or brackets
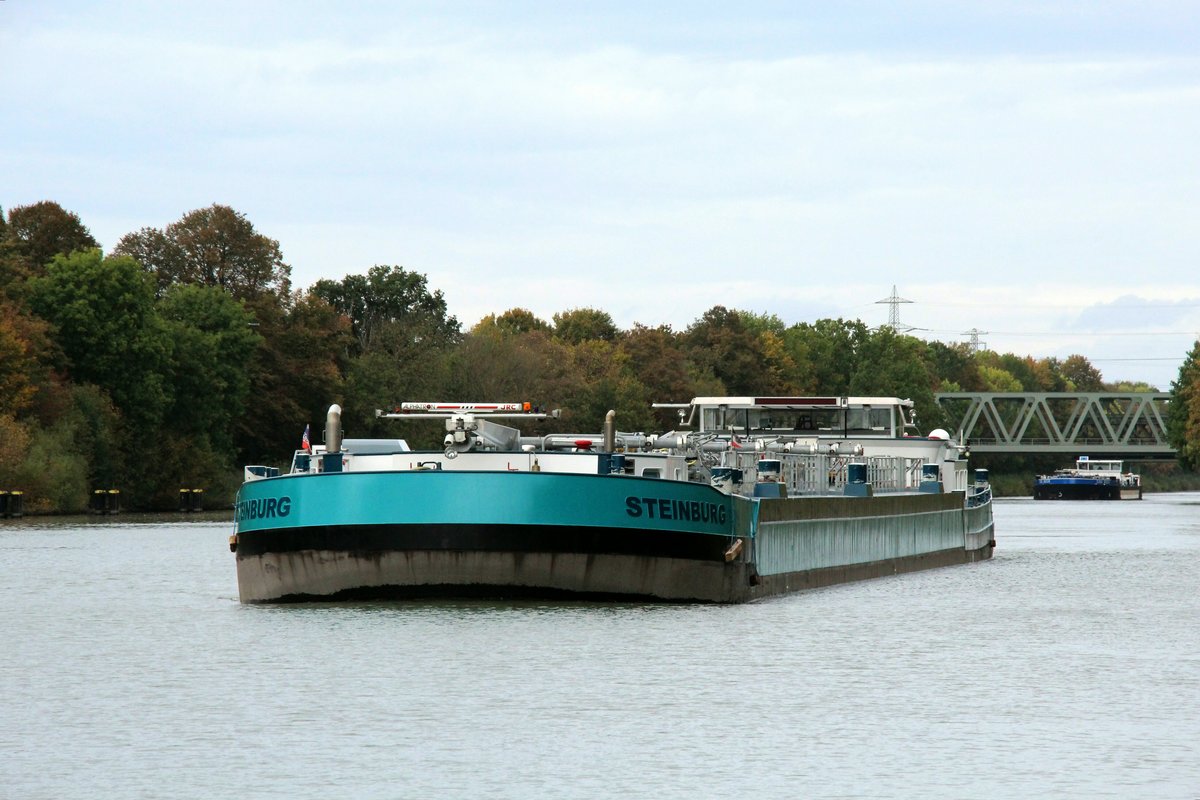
730,434,742,450
302,424,311,452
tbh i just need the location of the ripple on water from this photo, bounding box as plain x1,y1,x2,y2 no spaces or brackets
2,497,1199,799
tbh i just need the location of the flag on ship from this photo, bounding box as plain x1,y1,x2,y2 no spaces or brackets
730,434,743,449
302,424,311,452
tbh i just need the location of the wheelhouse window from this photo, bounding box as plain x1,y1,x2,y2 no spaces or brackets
700,404,897,437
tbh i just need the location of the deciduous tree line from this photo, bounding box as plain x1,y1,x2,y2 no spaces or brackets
0,201,1186,511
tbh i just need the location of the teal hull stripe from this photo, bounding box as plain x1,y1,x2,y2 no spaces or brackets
236,471,753,538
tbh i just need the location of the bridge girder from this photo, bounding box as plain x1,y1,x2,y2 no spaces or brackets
934,392,1174,457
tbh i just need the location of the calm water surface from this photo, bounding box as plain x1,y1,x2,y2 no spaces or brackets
2,496,1198,799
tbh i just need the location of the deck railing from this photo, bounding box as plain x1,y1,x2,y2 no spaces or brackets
728,453,928,496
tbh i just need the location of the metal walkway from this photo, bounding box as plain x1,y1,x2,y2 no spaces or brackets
934,392,1174,457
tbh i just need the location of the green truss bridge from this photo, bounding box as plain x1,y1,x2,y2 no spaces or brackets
934,392,1175,458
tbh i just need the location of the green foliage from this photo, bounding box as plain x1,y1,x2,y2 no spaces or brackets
312,265,460,442
849,328,943,432
27,250,170,428
1168,341,1200,470
563,340,655,433
475,308,553,337
978,364,1023,392
1109,379,1159,392
18,422,91,513
235,294,351,463
735,311,787,338
158,284,261,455
67,383,124,488
553,308,618,344
684,306,770,395
783,318,869,394
312,265,460,356
1,385,121,512
925,341,983,392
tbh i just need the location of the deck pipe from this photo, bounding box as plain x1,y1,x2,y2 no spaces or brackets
323,404,344,473
603,410,616,453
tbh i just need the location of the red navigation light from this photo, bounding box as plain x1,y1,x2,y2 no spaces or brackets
574,439,593,450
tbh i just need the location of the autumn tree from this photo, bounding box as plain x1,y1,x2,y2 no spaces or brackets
113,204,291,302
1060,354,1105,392
3,201,99,277
0,301,54,418
436,323,585,445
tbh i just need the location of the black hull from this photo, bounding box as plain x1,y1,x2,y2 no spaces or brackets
1034,484,1142,500
236,522,731,562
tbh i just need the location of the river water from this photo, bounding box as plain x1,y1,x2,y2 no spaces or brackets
1,495,1198,799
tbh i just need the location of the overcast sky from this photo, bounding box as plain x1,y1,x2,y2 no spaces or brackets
4,1,1198,389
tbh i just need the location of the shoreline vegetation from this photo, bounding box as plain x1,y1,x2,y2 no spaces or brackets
3,200,1199,514
4,465,1199,519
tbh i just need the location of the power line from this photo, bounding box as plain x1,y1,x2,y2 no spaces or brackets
924,328,1199,337
1089,357,1184,362
850,299,1200,311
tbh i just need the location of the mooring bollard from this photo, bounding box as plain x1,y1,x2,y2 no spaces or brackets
178,488,205,512
90,489,121,515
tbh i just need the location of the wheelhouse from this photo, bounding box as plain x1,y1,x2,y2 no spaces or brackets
683,396,916,439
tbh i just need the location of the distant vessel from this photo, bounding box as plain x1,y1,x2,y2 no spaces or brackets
231,396,995,603
1034,456,1142,500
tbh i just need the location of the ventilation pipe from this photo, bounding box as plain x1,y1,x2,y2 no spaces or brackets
326,404,343,453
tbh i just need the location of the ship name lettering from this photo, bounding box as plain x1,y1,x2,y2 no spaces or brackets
625,496,726,525
238,496,292,521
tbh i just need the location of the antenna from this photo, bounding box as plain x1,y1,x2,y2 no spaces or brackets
875,285,914,332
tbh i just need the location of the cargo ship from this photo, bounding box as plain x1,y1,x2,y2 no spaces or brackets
230,396,995,603
1034,456,1142,500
